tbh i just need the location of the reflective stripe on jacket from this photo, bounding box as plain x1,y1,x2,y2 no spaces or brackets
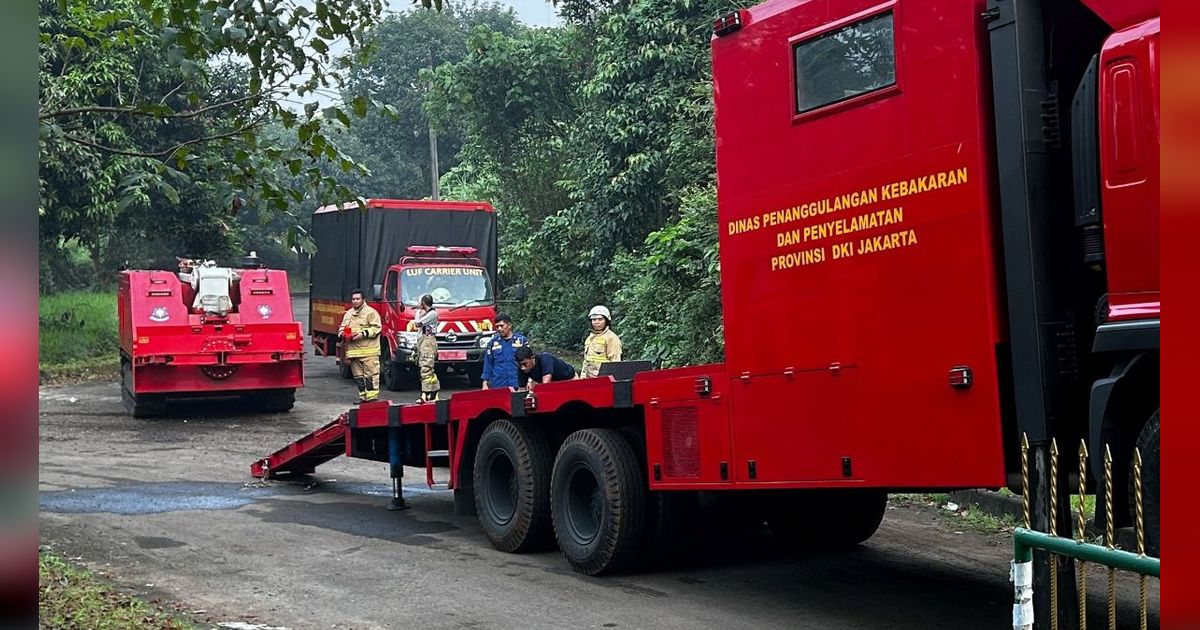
582,328,622,378
481,332,528,388
340,304,382,358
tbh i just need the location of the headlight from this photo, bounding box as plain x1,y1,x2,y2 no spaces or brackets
256,304,272,319
478,334,494,348
398,332,419,348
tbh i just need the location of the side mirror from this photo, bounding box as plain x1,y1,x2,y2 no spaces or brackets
371,284,383,301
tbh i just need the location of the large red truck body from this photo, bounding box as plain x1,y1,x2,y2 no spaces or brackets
119,263,304,417
254,0,1160,594
308,199,499,389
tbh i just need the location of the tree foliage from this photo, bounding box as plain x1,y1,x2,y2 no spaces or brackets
429,0,744,364
39,0,385,286
337,2,524,199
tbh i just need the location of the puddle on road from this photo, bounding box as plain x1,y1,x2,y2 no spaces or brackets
319,481,448,497
39,481,281,514
39,480,449,515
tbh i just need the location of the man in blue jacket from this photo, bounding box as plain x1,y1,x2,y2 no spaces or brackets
480,313,527,389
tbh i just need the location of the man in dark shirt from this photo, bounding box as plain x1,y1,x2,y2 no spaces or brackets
515,345,576,389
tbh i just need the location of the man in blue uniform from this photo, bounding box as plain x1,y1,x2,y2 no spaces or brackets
480,313,527,389
515,346,576,390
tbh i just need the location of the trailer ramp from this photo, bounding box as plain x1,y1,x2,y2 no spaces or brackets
250,415,347,479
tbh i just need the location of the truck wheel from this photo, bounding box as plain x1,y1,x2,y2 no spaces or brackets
768,489,887,549
121,361,166,418
255,388,296,413
382,360,405,392
381,346,404,392
473,419,554,553
551,429,646,575
467,366,483,388
1128,410,1159,557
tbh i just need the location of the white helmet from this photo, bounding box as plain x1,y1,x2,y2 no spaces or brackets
588,305,611,321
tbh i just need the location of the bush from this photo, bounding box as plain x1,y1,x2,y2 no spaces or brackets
611,184,723,367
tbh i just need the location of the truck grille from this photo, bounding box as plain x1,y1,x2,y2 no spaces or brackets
436,331,483,350
661,406,700,478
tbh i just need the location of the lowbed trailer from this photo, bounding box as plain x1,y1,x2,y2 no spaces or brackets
251,362,891,575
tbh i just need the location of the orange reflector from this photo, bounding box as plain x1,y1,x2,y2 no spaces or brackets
137,336,150,344
286,333,297,340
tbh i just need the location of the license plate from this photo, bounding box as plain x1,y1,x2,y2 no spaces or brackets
438,351,467,361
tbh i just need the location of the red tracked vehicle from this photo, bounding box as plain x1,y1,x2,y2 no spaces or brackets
119,254,304,417
253,0,1160,591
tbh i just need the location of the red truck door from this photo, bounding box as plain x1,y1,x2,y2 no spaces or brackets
713,0,1008,487
381,268,402,342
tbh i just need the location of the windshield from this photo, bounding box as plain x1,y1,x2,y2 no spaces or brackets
400,266,494,307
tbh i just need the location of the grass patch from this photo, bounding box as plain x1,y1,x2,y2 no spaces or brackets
39,552,196,629
891,493,1018,535
39,291,120,382
287,273,310,294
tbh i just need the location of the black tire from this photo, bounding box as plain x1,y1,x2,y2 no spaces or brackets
467,366,483,388
551,429,646,575
255,388,296,413
121,361,166,418
768,489,887,549
473,419,555,553
1128,410,1160,557
382,359,405,391
381,346,405,392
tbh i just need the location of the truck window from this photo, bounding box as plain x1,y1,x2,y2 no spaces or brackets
793,10,895,114
384,270,399,303
402,267,494,307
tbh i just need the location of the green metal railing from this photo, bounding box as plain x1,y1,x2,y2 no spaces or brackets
1013,528,1160,577
1010,436,1159,630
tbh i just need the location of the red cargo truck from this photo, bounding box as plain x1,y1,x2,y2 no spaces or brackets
308,199,499,390
254,0,1160,588
119,255,304,417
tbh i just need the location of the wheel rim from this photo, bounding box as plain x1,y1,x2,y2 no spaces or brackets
564,462,602,545
483,447,518,526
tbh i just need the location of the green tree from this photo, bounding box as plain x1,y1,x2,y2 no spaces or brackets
337,3,524,199
39,0,386,286
429,0,743,361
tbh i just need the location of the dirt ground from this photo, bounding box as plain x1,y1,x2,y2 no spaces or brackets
38,298,1159,629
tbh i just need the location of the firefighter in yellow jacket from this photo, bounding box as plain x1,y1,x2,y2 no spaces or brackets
340,288,383,403
582,305,622,378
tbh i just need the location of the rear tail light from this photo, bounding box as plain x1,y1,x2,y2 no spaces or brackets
713,11,742,36
948,366,973,389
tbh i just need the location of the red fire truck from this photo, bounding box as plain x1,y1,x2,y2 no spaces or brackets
253,0,1159,583
308,200,499,390
119,254,304,417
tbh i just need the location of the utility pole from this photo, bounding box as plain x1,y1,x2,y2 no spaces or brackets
428,53,440,200
429,123,440,200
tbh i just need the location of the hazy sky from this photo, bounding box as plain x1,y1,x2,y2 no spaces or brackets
285,0,561,111
384,0,562,28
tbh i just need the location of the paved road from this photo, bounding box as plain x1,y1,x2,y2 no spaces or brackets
38,297,1157,629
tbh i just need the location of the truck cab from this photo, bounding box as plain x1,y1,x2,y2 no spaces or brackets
379,246,497,387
